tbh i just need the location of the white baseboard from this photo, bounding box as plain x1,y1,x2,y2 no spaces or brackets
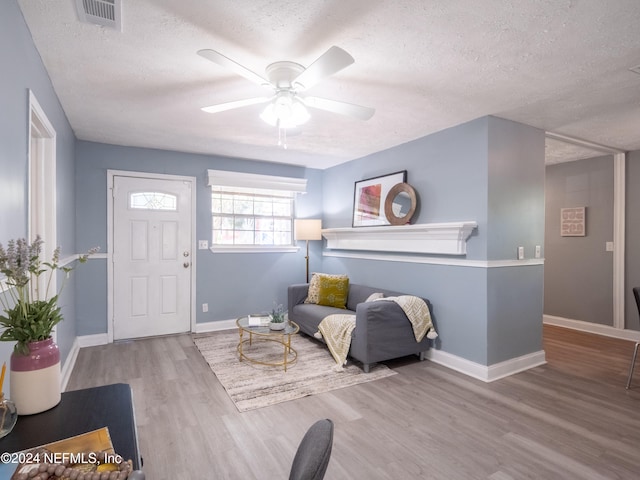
61,334,108,391
425,348,547,382
486,350,547,381
194,319,237,333
544,315,640,342
77,333,110,347
75,322,234,348
61,337,80,392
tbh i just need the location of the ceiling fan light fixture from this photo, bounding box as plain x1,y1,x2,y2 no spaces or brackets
197,46,373,134
260,93,310,129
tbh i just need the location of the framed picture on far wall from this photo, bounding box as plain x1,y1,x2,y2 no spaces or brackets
560,206,586,236
352,170,407,227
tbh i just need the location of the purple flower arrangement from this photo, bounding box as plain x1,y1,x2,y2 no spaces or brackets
0,236,99,354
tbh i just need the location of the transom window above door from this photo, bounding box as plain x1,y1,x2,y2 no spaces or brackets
130,192,177,211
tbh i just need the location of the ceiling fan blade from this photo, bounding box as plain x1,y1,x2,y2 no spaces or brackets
293,46,355,90
197,49,271,88
201,97,271,114
304,96,375,121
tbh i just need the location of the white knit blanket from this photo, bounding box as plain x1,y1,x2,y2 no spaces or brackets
315,314,356,371
374,295,438,342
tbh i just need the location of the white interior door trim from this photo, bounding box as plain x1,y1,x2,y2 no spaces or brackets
27,90,57,337
545,132,626,156
28,90,57,252
107,170,197,343
612,152,626,329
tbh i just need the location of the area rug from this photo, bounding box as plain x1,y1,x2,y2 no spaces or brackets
193,330,396,412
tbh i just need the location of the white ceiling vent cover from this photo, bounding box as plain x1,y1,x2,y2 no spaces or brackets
75,0,122,31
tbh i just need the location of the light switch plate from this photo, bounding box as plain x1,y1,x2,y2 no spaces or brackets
518,246,524,260
606,241,614,252
535,245,541,258
198,240,209,250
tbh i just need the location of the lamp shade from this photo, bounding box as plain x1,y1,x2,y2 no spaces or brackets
294,219,322,241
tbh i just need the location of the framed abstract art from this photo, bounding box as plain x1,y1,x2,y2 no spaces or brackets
352,170,407,227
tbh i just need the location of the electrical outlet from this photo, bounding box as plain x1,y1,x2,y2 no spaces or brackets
535,245,541,258
517,246,524,260
198,240,209,250
202,303,208,313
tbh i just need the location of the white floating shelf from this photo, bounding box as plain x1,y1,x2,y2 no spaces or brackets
321,221,478,255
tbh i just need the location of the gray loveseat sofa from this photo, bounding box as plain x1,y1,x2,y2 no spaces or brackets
288,283,433,372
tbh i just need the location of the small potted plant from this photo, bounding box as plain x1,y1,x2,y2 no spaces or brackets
269,303,287,331
0,236,98,415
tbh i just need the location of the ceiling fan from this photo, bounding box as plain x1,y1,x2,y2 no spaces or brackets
197,46,375,129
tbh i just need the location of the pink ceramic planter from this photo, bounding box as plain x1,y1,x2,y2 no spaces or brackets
10,337,61,415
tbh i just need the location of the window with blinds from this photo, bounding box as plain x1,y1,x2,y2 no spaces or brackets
212,187,293,246
208,170,307,251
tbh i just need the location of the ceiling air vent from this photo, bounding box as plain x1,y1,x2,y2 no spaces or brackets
75,0,122,31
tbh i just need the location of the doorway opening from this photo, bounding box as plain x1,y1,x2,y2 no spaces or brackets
28,90,57,328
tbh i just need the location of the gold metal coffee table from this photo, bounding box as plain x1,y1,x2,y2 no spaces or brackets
236,315,299,371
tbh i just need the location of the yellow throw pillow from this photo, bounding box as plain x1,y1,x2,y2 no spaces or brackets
317,275,349,309
304,272,349,304
304,273,348,304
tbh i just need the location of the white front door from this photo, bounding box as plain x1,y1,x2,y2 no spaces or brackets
112,175,192,340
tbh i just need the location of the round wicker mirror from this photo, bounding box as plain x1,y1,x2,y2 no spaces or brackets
384,183,417,225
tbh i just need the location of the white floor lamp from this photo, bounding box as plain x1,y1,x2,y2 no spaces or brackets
294,219,322,283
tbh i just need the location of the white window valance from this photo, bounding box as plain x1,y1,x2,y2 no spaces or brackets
207,169,307,196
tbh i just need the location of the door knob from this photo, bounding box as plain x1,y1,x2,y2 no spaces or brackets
183,251,190,257
183,262,190,268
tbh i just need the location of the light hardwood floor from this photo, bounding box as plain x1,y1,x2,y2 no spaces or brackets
66,325,640,479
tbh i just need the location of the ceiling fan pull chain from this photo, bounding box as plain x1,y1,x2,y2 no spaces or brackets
276,122,288,149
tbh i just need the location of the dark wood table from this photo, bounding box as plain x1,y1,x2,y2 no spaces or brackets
0,383,141,470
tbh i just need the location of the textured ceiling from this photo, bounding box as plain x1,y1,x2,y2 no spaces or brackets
17,0,640,169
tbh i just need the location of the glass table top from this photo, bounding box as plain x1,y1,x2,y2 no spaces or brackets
236,315,299,335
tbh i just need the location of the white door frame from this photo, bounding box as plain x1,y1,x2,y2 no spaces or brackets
107,170,197,343
544,132,627,331
27,90,57,334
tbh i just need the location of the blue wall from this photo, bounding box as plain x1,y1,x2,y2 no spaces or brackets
485,116,545,364
0,0,79,392
74,141,323,335
321,116,545,365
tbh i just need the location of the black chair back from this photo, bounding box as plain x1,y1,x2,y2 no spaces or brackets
289,419,334,480
626,288,640,389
